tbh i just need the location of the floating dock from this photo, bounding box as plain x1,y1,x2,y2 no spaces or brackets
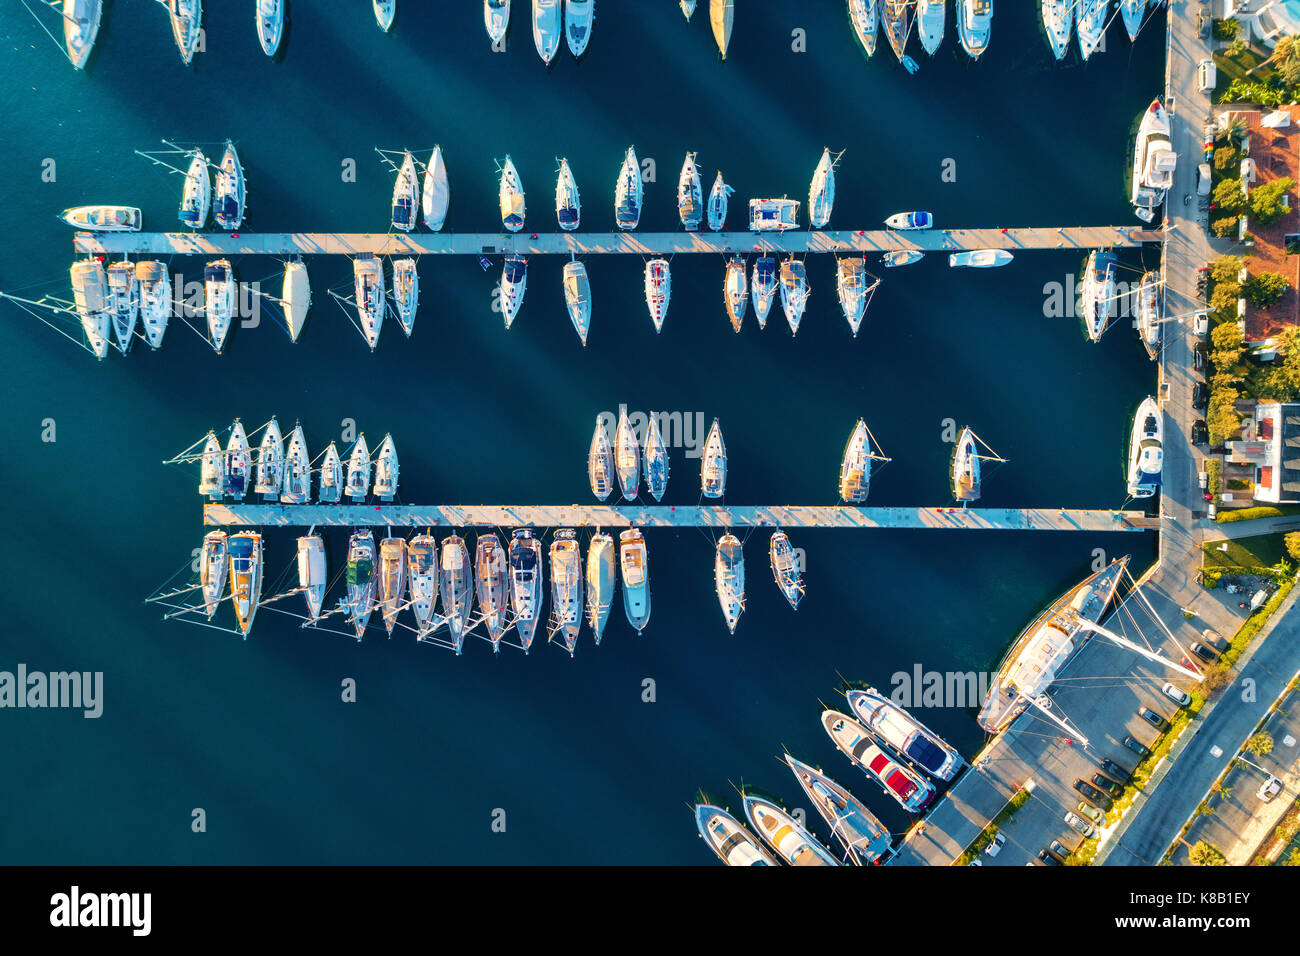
203,504,1157,531
76,226,1162,257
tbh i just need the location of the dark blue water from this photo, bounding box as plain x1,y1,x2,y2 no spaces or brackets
0,2,1161,863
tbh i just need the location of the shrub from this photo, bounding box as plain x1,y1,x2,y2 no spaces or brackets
1189,841,1228,865
1245,732,1275,756
1213,178,1245,212
1218,506,1286,522
1212,215,1240,238
1286,532,1300,563
1215,146,1242,171
1213,18,1240,42
1210,255,1246,286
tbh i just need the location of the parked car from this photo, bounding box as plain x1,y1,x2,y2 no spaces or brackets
1190,641,1218,663
1049,839,1071,857
1064,811,1095,837
1075,779,1114,810
1258,776,1283,802
1077,802,1104,824
1092,774,1124,798
1100,759,1133,784
1123,735,1151,758
1202,628,1225,650
984,831,1007,857
1198,12,1210,39
1192,383,1208,410
1194,344,1208,370
1139,707,1170,732
1197,58,1217,92
1037,848,1063,866
1161,683,1192,707
1191,420,1209,445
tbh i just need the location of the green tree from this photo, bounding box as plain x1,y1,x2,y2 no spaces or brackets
1245,732,1275,756
1212,321,1244,352
1244,271,1291,307
1286,848,1300,866
1218,116,1248,146
1213,18,1241,42
1201,663,1234,695
1212,215,1241,239
1260,35,1300,86
1189,841,1228,865
1210,281,1242,316
1215,145,1242,171
1207,389,1243,447
1249,177,1296,226
1214,178,1246,212
1210,254,1247,286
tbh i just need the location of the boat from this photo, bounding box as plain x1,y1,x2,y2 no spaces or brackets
200,530,228,618
769,531,804,609
280,423,311,504
846,687,964,782
484,0,510,45
839,418,888,503
848,0,878,58
178,151,210,229
821,710,936,811
709,0,733,58
1076,0,1107,60
614,406,640,500
509,530,543,650
203,259,236,354
615,147,642,231
562,259,592,345
223,421,250,500
916,0,944,55
751,256,776,328
588,418,616,501
1040,0,1072,60
255,0,283,57
881,0,910,61
836,256,874,337
1131,98,1176,223
979,557,1130,734
374,0,395,32
391,151,419,232
105,260,139,355
585,531,616,643
378,535,408,636
714,533,745,634
743,794,840,866
555,157,581,231
254,418,284,497
168,0,203,64
353,256,385,349
955,0,992,59
408,533,439,636
1136,270,1161,359
71,259,110,359
498,156,526,232
60,205,140,232
948,249,1012,268
62,0,101,69
500,254,527,330
346,434,371,501
228,532,263,638
391,258,419,337
707,172,732,231
532,0,562,64
297,534,327,621
549,530,583,655
749,197,800,231
439,535,475,652
476,533,511,650
884,210,933,230
643,413,669,502
373,433,399,500
809,149,839,228
784,755,892,865
644,259,670,332
951,426,985,503
882,249,923,268
1078,249,1118,342
422,146,450,231
199,432,224,498
694,804,778,866
700,418,726,498
135,261,170,348
318,442,343,503
1127,396,1163,499
677,153,703,231
619,528,651,632
281,259,310,342
565,0,594,56
724,257,748,333
344,530,377,639
214,141,245,230
680,0,696,20
778,258,809,335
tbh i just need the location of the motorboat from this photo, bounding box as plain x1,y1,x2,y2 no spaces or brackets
439,535,475,652
565,0,594,56
422,146,450,231
743,794,840,866
500,254,527,329
168,0,203,65
203,259,236,354
391,151,419,232
724,256,748,332
562,259,592,345
848,0,878,58
707,171,732,231
1078,249,1118,342
549,529,583,654
346,434,371,501
373,433,399,500
532,0,562,64
809,149,838,228
588,417,616,501
353,256,386,349
1136,270,1162,360
555,157,581,231
882,249,923,268
881,0,910,61
509,529,543,651
297,534,327,621
614,406,640,500
948,249,1012,268
714,533,745,634
214,141,245,230
281,259,310,342
391,257,419,337
585,531,616,643
374,0,395,32
694,804,777,866
71,259,110,359
955,0,992,60
680,0,697,20
318,442,344,503
499,155,526,232
105,260,139,355
700,418,726,498
224,420,250,500
615,147,642,231
769,530,804,609
475,533,511,650
63,0,101,69
643,412,669,502
619,528,650,632
836,256,874,337
256,0,283,57
751,256,776,328
1076,0,1107,60
345,530,377,640
254,418,284,498
280,423,311,504
200,530,228,619
1041,0,1072,61
407,533,439,637
710,0,733,58
485,0,510,45
199,431,224,499
884,210,933,230
378,535,408,636
677,153,703,231
916,0,944,55
778,257,808,335
822,710,937,812
178,151,210,229
1131,98,1176,223
839,418,888,503
784,755,892,865
228,532,263,638
60,205,140,232
1127,396,1163,499
135,260,170,348
749,198,800,231
846,687,964,782
644,259,670,332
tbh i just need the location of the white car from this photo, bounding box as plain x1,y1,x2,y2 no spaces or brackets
984,831,1007,857
1161,683,1192,707
1258,776,1283,802
1064,811,1095,838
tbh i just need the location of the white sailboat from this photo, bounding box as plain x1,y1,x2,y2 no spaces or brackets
224,421,250,500
562,258,591,345
769,531,804,609
391,257,419,337
1078,249,1118,342
422,146,450,231
372,433,399,501
214,141,245,231
256,0,284,57
254,418,284,498
136,261,170,349
836,256,878,337
476,533,511,651
106,260,139,356
549,530,583,655
199,432,224,499
555,157,581,231
177,151,210,229
1076,0,1107,60
167,0,203,65
779,257,809,335
1136,270,1162,360
680,0,696,20
498,155,526,232
391,151,419,232
408,533,439,637
346,434,371,502
500,254,527,329
751,256,776,329
345,530,377,640
951,426,1004,503
588,417,616,501
839,418,889,503
848,0,878,58
585,531,616,644
644,258,670,332
615,147,642,231
677,153,704,231
203,259,236,354
281,259,310,343
353,256,385,350
70,259,110,359
707,171,732,232
644,413,669,502
614,406,640,500
881,0,910,61
297,535,327,621
808,148,839,229
200,530,228,618
379,534,408,637
64,0,101,70
439,535,474,652
509,529,543,651
281,423,311,504
700,419,726,498
724,256,748,333
1040,0,1072,61
318,442,343,503
714,533,745,634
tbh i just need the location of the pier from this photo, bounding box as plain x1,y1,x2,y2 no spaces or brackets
74,226,1162,258
202,503,1157,531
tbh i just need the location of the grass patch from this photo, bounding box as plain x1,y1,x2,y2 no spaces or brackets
954,787,1031,866
1216,505,1300,523
1214,44,1273,90
1201,533,1287,570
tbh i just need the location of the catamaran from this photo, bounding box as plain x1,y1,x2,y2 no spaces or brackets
1076,0,1107,60
951,426,1003,503
178,151,210,229
254,418,284,498
106,260,139,355
845,687,963,782
809,149,839,228
1127,396,1163,499
750,198,800,231
701,419,727,498
408,533,439,637
1079,249,1118,342
836,256,875,337
346,434,371,502
677,153,703,231
485,0,510,45
644,259,670,332
555,157,581,231
344,530,377,639
374,0,395,32
822,709,936,811
588,417,616,501
779,257,809,335
784,755,892,865
476,533,511,650
228,532,263,638
62,0,101,69
200,530,228,618
710,0,733,58
769,530,804,609
391,258,418,337
949,249,1012,268
499,155,526,232
224,420,250,500
916,0,944,55
848,0,878,58
282,259,310,342
614,406,641,500
281,423,311,504
751,256,777,328
391,151,419,232
615,147,642,231
707,172,732,231
318,442,343,503
533,0,562,64
585,531,616,643
744,794,840,866
840,418,889,503
214,141,245,230
619,527,651,633
549,529,583,655
509,529,543,650
297,534,326,621
204,259,236,354
955,0,992,60
199,432,224,499
724,257,748,333
353,256,386,349
60,206,141,232
881,0,910,61
135,261,169,348
565,0,594,56
439,535,475,652
167,0,203,65
256,0,283,57
1131,98,1175,223
373,433,399,501
694,804,778,866
562,259,591,345
644,412,669,501
422,146,450,231
885,210,933,230
500,254,527,329
1136,270,1162,359
378,535,408,636
1040,0,1072,61
714,533,745,634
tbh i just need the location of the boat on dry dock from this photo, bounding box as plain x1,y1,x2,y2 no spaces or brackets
724,257,748,332
848,0,878,58
615,147,642,231
204,259,236,354
644,259,670,332
588,417,616,501
751,256,777,328
280,423,311,504
229,531,263,638
956,0,992,60
808,149,838,228
345,530,377,640
105,260,138,355
714,533,745,633
297,534,326,621
346,434,371,501
423,146,450,231
707,172,732,232
845,687,963,782
254,418,284,498
839,418,888,503
784,755,892,865
510,529,543,650
378,535,408,636
700,419,727,498
769,531,804,609
408,533,439,637
694,804,778,866
549,529,583,654
353,256,386,349
224,420,250,500
555,157,581,231
476,533,511,650
372,434,399,501
200,530,228,618
500,255,527,329
744,794,840,866
562,259,591,345
821,709,936,811
585,531,616,643
779,258,808,335
643,413,669,502
391,258,419,337
318,442,343,503
439,534,475,653
214,141,245,231
619,527,651,632
677,153,703,231
615,407,641,500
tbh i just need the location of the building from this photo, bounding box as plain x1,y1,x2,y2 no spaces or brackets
1225,401,1300,502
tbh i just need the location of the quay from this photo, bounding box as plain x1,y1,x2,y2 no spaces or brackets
74,226,1163,258
202,503,1157,531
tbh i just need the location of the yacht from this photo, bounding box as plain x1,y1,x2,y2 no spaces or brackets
1131,98,1176,223
916,0,945,55
749,197,800,231
178,151,210,229
199,432,224,498
345,530,377,640
1041,0,1072,61
280,423,311,504
346,434,371,501
1136,270,1162,360
978,557,1129,734
135,261,169,349
228,532,263,638
700,418,726,498
63,0,101,69
549,530,583,655
500,255,527,329
105,260,139,355
808,148,838,228
565,0,594,56
200,530,228,619
224,420,250,500
422,146,450,231
254,418,284,498
1127,396,1163,499
882,249,924,268
644,259,670,332
707,172,732,231
374,0,395,32
677,153,703,231
256,0,283,57
724,257,748,333
955,0,992,60
498,155,526,232
694,804,778,866
848,0,878,58
881,0,910,61
408,533,439,637
615,147,642,231
710,0,733,58
533,0,562,64
391,151,419,232
475,533,511,650
1076,0,1107,60
439,535,475,652
282,259,310,342
951,426,981,503
214,141,245,230
884,211,933,230
555,157,581,231
485,0,510,46
840,418,888,503
588,417,616,501
836,256,871,337
562,259,592,345
769,530,804,609
373,433,399,500
391,258,419,337
509,530,543,651
619,528,651,632
846,687,964,782
948,249,1012,268
821,710,936,812
714,533,745,634
784,755,892,865
297,534,327,621
204,259,236,354
643,413,669,502
614,406,641,500
353,256,386,349
585,531,616,643
168,0,203,64
744,794,840,866
378,535,408,636
779,258,809,335
318,442,344,503
751,256,777,328
60,206,141,232
1079,249,1118,342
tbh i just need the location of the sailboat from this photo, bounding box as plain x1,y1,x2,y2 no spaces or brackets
779,258,809,335
1136,270,1162,360
694,804,778,867
344,530,377,640
836,256,876,337
565,0,594,57
228,532,263,639
714,533,745,634
881,0,910,61
769,531,804,609
1127,396,1163,499
498,155,526,232
500,254,527,329
106,260,139,355
700,419,727,498
200,530,228,618
422,146,450,231
353,256,386,350
199,432,224,499
214,141,245,231
951,426,1003,503
439,535,475,653
224,420,250,500
744,794,840,866
408,533,440,637
136,261,171,348
588,417,616,501
916,0,944,55
955,0,992,60
821,710,936,811
680,0,697,20
254,418,284,498
485,0,510,45
391,258,419,337
167,0,203,65
281,259,310,343
644,259,670,332
677,153,704,231
1076,0,1107,60
256,0,284,57
751,256,776,329
585,531,616,644
615,147,642,231
509,530,544,651
707,171,733,232
318,442,343,503
178,151,210,229
374,0,395,32
709,0,733,58
63,0,101,69
1040,0,1072,61
562,259,592,345
845,687,964,782
784,755,893,865
808,148,839,229
373,434,399,501
848,0,878,58
533,0,562,64
1079,249,1118,343
391,151,419,232
555,157,581,231
614,406,641,500
476,533,511,651
619,528,651,633
280,423,311,504
203,259,236,354
643,413,669,502
346,434,371,501
723,257,748,333
549,529,583,655
839,418,889,503
297,534,327,621
378,535,408,636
